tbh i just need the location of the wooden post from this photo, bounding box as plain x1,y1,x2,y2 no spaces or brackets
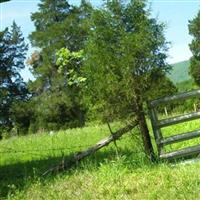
134,89,155,161
148,105,163,155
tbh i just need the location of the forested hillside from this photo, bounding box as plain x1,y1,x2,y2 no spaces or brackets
169,60,190,83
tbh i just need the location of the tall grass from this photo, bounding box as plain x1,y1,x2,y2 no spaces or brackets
0,120,200,199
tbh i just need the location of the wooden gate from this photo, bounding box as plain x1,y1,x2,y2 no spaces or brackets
148,89,200,159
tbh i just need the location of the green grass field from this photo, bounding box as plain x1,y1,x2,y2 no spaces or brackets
0,120,200,200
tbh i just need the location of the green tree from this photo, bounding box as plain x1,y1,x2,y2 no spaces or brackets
29,0,92,84
84,0,170,159
0,22,28,136
189,11,200,86
28,0,93,131
145,71,177,101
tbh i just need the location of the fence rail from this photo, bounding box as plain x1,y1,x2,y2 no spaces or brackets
149,89,200,107
148,89,200,160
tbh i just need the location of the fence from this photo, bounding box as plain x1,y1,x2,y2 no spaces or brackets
148,89,200,159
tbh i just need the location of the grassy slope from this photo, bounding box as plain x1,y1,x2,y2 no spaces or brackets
168,60,190,84
1,120,200,199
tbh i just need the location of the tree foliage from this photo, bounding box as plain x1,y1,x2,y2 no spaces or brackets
0,22,28,135
27,0,92,131
83,0,175,158
189,11,200,86
0,0,178,143
83,0,171,121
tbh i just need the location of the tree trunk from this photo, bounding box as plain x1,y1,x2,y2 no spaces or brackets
134,89,155,161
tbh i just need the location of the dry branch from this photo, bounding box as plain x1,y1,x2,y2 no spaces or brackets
43,120,138,175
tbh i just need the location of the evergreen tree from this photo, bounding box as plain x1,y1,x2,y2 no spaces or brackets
84,0,171,159
29,0,72,89
28,0,93,131
0,22,28,135
189,11,200,86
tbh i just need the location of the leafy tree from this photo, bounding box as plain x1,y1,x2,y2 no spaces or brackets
0,22,28,136
29,0,73,90
56,48,86,87
10,100,35,135
29,48,86,131
83,0,170,159
29,0,92,86
145,71,177,100
189,11,200,86
28,0,93,131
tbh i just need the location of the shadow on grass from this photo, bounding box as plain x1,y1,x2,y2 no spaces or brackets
0,148,149,198
1,146,199,198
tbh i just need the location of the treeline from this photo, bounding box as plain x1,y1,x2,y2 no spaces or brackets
4,0,200,138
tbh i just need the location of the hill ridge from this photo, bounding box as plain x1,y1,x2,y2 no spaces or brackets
168,60,190,83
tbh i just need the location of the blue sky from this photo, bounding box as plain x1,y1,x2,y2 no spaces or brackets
1,0,200,81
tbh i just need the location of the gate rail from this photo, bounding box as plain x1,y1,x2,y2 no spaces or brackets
148,89,200,159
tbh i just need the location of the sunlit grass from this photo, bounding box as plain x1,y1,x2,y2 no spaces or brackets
0,119,200,199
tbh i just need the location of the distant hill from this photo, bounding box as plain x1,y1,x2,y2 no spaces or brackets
168,60,191,83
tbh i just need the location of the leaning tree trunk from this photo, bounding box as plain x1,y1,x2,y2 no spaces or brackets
43,121,138,175
134,88,155,161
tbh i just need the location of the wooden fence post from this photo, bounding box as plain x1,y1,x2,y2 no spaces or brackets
148,89,200,160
